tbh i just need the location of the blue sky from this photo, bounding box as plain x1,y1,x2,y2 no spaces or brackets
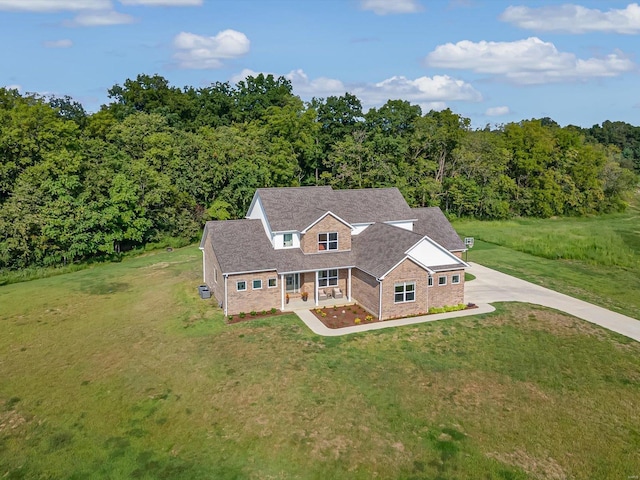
1,0,638,127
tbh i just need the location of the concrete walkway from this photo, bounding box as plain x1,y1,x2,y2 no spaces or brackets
465,263,640,342
293,263,640,341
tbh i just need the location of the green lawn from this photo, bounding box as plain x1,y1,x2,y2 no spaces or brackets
1,246,639,479
454,198,640,319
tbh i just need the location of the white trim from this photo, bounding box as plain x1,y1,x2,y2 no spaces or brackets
438,275,447,286
224,275,228,316
236,280,247,291
379,256,435,281
428,275,433,287
300,211,354,233
378,281,383,320
315,270,319,306
394,281,416,304
223,268,277,276
280,273,285,311
317,231,339,252
268,277,277,288
318,269,339,288
252,279,263,290
278,265,356,275
283,232,294,248
347,267,352,301
408,235,470,268
452,274,461,285
201,247,206,283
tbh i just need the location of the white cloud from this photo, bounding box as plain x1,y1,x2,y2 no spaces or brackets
173,30,250,69
425,37,635,84
43,39,73,48
0,0,111,11
234,69,480,110
360,0,422,15
500,3,640,34
66,10,133,25
119,0,201,5
485,106,510,116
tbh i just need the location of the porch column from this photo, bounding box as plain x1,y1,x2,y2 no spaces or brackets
347,267,352,302
315,271,319,306
280,273,285,311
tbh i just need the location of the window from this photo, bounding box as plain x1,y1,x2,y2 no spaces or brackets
214,267,218,283
319,269,338,287
438,275,447,286
236,280,247,291
268,277,277,288
252,279,262,290
318,232,338,251
283,233,293,247
428,275,433,287
452,274,460,284
394,282,415,303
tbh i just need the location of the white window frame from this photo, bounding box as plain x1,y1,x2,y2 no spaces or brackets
318,232,338,251
438,275,447,286
394,282,416,303
236,280,247,291
252,279,262,290
452,274,460,285
214,267,218,283
268,277,277,288
428,275,433,287
318,269,339,287
283,233,293,248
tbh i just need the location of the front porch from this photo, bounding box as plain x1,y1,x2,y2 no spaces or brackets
279,268,352,311
283,294,355,312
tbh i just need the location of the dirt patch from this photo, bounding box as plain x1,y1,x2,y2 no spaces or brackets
0,410,28,434
310,304,377,328
487,449,567,480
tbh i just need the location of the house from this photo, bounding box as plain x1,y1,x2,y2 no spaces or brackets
199,186,468,320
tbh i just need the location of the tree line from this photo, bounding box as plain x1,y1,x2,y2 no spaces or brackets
0,73,637,271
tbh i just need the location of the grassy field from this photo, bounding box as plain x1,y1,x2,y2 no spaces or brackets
1,246,639,479
454,197,640,319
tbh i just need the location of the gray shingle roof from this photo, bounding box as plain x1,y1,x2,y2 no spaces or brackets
203,219,356,275
203,219,277,273
411,207,466,251
255,186,415,232
352,223,424,278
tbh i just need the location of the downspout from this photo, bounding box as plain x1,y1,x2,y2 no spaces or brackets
280,273,285,311
347,268,352,302
224,275,228,317
378,280,383,321
315,271,319,306
201,248,206,283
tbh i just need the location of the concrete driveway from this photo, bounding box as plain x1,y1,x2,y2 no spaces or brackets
465,263,640,342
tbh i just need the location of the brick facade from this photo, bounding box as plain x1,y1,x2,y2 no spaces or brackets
203,236,225,308
351,268,380,317
380,258,429,320
428,270,465,308
300,214,352,254
226,271,280,315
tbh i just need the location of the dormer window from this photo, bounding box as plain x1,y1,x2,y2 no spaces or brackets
318,232,338,251
283,233,293,247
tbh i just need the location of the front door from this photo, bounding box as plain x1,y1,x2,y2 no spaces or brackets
285,274,300,293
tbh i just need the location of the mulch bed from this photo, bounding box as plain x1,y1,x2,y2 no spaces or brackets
310,304,377,329
226,310,285,324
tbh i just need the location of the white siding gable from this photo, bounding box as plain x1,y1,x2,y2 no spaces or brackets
406,237,467,269
384,220,414,232
246,195,273,245
273,232,300,249
351,223,372,236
